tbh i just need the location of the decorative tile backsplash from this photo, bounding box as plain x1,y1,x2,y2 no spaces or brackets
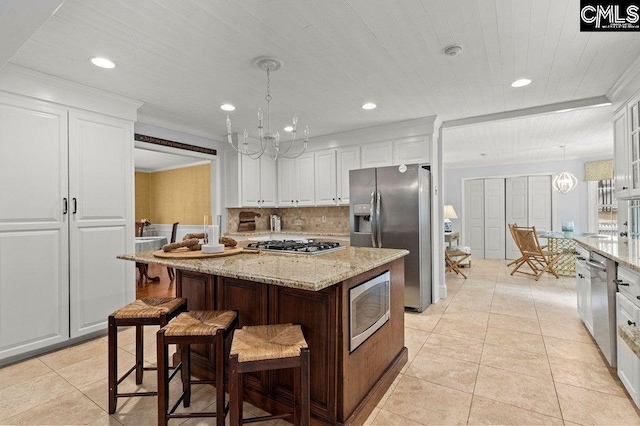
226,206,349,233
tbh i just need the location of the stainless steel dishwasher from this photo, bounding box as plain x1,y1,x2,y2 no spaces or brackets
588,252,617,367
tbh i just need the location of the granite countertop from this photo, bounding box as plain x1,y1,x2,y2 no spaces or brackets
573,236,640,273
118,246,408,291
619,324,640,358
226,230,350,237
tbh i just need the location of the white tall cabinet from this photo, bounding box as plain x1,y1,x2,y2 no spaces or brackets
0,67,139,362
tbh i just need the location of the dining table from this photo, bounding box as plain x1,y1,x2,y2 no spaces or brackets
134,236,168,282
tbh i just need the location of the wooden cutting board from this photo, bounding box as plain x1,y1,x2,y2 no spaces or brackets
153,246,243,259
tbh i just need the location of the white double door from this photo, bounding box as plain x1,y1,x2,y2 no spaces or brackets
464,176,551,259
0,94,134,360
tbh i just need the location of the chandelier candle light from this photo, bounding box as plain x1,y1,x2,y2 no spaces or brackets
226,58,309,161
552,145,578,194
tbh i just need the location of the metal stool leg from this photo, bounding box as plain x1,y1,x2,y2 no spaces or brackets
135,325,144,384
157,331,169,426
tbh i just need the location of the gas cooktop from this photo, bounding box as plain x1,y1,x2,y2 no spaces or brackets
245,240,345,255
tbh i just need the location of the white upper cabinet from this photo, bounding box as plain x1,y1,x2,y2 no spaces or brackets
628,96,640,198
277,153,315,207
336,146,361,205
314,149,337,205
393,137,430,165
361,142,393,168
614,109,630,199
237,155,277,207
361,137,430,169
615,92,640,200
295,153,315,206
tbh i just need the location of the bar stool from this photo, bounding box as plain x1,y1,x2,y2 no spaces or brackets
157,310,238,426
108,297,187,414
229,323,310,426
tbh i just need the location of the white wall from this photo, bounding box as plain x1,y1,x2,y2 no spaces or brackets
444,157,607,239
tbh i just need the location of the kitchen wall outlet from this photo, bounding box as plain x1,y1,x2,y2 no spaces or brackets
322,215,327,222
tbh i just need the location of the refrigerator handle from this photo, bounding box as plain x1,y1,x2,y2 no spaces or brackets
376,192,382,248
370,192,377,247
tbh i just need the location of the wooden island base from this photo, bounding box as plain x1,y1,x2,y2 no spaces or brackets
175,258,407,425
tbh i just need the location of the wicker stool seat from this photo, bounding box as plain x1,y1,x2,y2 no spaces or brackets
157,310,238,426
108,297,187,414
229,324,310,426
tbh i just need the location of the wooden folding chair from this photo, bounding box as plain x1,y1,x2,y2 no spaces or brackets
445,248,470,279
510,225,561,281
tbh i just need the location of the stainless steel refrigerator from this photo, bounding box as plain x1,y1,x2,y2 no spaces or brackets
349,164,432,312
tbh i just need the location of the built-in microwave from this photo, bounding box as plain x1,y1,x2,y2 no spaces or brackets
349,271,390,352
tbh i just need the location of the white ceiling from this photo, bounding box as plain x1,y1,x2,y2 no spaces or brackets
7,0,640,166
134,148,206,172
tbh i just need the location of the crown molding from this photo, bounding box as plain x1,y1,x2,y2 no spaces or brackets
442,96,611,129
0,63,143,120
136,113,221,141
607,54,640,103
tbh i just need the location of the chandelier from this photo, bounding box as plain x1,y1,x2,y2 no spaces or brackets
225,58,309,161
552,145,578,194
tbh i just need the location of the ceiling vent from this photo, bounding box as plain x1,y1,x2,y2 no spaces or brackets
444,45,463,56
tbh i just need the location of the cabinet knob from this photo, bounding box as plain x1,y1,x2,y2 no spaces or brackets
614,279,630,286
629,320,637,326
623,186,629,190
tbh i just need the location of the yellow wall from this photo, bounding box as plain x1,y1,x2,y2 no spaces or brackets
135,172,151,222
135,164,211,225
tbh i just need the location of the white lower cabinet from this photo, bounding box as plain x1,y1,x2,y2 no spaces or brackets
616,292,639,407
575,260,593,335
0,93,135,360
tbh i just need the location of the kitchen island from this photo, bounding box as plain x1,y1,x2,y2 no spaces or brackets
118,246,409,425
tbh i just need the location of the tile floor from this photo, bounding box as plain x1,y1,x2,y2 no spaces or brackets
1,259,639,425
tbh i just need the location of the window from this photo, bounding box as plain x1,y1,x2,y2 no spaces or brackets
587,178,617,236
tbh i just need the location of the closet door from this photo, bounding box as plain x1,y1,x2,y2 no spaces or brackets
505,177,528,260
464,180,485,258
528,176,552,231
0,95,69,359
68,111,134,338
484,179,506,259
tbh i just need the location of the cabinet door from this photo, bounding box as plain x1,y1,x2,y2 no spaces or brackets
241,156,261,207
336,146,360,205
314,149,337,205
575,263,584,319
614,109,630,199
392,137,429,165
0,95,70,359
277,158,295,207
68,111,134,338
295,153,315,206
583,268,593,335
259,156,277,206
628,99,640,198
361,142,392,168
616,293,639,404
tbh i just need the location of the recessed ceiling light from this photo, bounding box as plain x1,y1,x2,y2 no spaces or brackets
444,45,463,56
284,126,294,132
220,104,235,111
90,57,115,69
362,103,377,110
511,78,532,88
